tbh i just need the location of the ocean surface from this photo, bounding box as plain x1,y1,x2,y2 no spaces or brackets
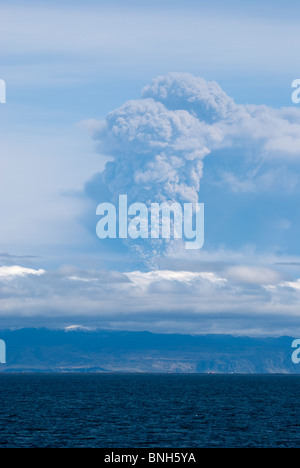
0,374,299,448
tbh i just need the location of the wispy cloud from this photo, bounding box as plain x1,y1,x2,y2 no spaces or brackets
2,2,300,86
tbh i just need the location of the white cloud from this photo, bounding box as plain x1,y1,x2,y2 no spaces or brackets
0,265,45,280
126,269,226,289
225,266,281,285
280,279,300,291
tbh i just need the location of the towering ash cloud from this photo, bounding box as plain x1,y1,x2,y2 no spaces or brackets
100,97,213,205
86,73,300,259
92,73,247,211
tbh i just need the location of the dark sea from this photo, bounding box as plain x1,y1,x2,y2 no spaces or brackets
0,374,299,448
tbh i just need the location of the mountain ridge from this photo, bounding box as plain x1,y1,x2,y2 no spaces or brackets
0,328,298,374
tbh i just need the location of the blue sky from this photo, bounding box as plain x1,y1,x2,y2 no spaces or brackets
1,0,300,335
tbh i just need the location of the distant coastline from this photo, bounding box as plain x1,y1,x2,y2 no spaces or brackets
0,328,298,375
